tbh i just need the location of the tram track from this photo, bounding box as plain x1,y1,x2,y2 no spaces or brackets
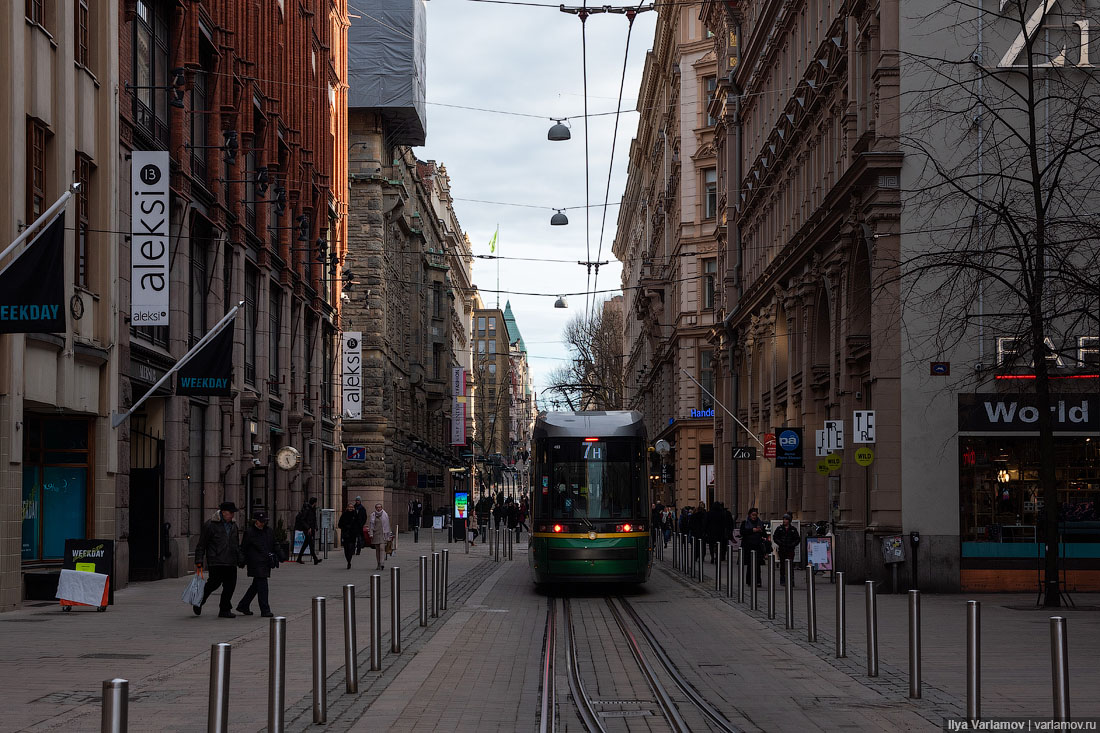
538,593,741,733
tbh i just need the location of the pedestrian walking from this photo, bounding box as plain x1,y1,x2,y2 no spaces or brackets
505,497,520,542
518,499,530,534
193,501,243,618
353,496,368,555
339,502,360,569
690,503,708,559
236,510,277,617
367,502,393,570
409,499,423,542
773,513,801,586
294,497,322,565
661,505,674,547
739,507,767,585
492,500,503,530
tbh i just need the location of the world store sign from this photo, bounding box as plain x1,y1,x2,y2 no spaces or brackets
958,394,1099,432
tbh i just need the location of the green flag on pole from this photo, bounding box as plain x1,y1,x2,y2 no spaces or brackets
489,228,498,253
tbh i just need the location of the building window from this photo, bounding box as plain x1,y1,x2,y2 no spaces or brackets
705,76,717,126
269,286,281,394
27,118,47,225
133,0,170,144
244,266,258,385
75,0,89,67
432,282,443,319
477,316,486,335
305,315,315,409
189,226,209,346
75,153,92,287
488,316,496,334
488,363,497,375
22,416,91,560
703,259,717,309
190,70,208,182
26,0,44,25
700,349,714,410
222,244,233,309
478,340,485,355
488,340,496,355
433,344,443,380
704,168,717,219
244,145,257,232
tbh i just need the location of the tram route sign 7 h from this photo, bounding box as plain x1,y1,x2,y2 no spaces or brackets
731,446,757,460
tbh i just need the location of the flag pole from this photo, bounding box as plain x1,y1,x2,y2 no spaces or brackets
112,301,244,428
680,367,767,450
495,223,500,308
0,182,80,265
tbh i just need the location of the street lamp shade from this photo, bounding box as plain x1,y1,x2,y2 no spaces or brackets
550,209,569,226
547,119,571,141
554,296,568,309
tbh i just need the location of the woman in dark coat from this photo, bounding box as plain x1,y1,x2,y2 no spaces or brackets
237,510,277,617
338,502,359,569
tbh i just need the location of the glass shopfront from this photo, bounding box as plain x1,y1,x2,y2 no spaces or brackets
21,416,93,561
958,393,1100,589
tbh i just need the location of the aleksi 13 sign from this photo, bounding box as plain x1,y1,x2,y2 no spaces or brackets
131,151,170,326
342,332,362,419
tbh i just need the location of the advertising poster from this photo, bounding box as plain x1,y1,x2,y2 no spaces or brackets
454,491,469,519
342,332,362,419
806,537,832,570
131,151,170,325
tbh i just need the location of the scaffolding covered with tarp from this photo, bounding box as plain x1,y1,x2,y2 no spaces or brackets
348,0,427,147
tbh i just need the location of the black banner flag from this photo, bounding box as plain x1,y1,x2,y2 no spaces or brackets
0,215,66,334
176,324,234,396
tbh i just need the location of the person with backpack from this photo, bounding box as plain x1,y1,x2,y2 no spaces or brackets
294,497,322,565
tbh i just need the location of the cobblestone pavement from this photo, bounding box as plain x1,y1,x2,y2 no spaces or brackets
5,536,1099,732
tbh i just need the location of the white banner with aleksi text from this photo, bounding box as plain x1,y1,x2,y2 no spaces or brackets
342,332,362,419
131,151,170,325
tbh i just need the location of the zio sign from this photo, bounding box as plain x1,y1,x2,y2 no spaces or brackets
997,0,1093,68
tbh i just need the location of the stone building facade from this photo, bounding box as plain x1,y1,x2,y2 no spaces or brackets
614,3,721,509
117,0,350,579
1,0,122,607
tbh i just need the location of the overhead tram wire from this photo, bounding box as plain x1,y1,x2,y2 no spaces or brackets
590,1,647,321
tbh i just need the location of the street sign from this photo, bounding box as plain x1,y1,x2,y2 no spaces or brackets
346,445,366,462
825,454,842,471
775,427,803,469
824,420,844,451
816,460,830,476
731,446,757,460
815,429,828,457
853,410,876,443
855,446,874,466
930,362,950,376
763,433,776,459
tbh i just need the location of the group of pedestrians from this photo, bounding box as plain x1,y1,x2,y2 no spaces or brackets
192,496,395,619
476,495,528,542
339,498,393,570
737,508,801,585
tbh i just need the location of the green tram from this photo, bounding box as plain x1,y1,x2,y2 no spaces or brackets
529,410,651,584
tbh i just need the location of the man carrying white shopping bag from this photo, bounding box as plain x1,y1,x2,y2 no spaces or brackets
193,501,243,618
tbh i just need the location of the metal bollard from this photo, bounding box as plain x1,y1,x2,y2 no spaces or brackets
738,550,745,602
442,549,450,609
908,589,921,699
806,565,817,642
750,551,758,610
370,574,383,671
784,560,794,628
343,585,358,694
465,527,470,554
768,556,776,619
419,555,428,626
1050,616,1069,721
715,550,722,592
508,530,514,561
727,548,735,598
431,552,441,618
311,598,326,723
835,572,846,658
866,582,879,677
268,617,286,733
967,600,980,720
101,678,128,733
208,642,231,733
391,567,402,654
699,539,705,582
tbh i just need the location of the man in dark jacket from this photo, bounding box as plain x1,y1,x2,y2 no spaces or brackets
194,501,243,618
236,510,277,617
705,502,726,562
294,497,322,565
505,498,520,541
690,503,708,560
339,502,361,569
739,507,767,585
772,512,801,586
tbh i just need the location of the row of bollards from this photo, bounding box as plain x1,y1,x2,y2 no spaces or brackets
658,539,1074,722
100,548,455,732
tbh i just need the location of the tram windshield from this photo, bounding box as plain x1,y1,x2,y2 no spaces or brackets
546,439,639,520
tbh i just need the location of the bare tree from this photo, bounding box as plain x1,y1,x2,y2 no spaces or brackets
544,300,626,410
898,0,1100,606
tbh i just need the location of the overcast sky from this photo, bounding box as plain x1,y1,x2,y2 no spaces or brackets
416,0,658,399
